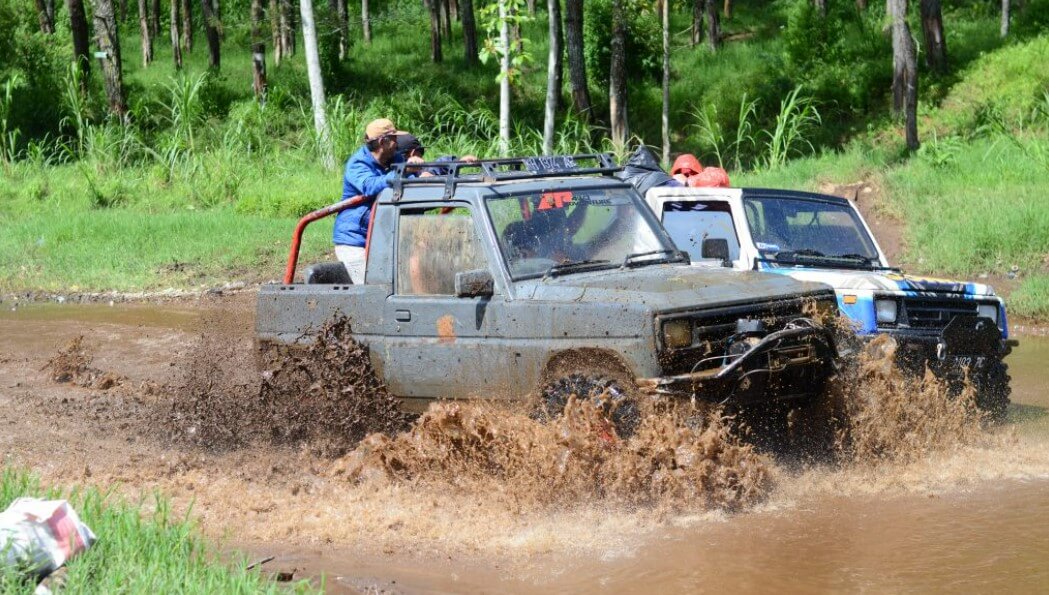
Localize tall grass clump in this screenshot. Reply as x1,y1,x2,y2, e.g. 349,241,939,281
0,467,318,594
764,86,821,169
0,75,22,164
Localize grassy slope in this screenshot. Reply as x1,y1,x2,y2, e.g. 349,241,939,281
737,32,1049,319
0,468,315,593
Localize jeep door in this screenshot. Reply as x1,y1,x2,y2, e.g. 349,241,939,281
381,202,515,400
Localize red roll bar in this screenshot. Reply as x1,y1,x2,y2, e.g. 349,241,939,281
283,195,367,284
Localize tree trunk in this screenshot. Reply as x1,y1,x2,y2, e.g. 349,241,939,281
856,0,868,10
890,0,919,150
181,0,192,51
361,0,371,43
429,0,442,62
251,0,267,102
170,0,183,68
214,0,222,41
609,0,628,148
723,0,732,18
270,0,282,63
564,0,592,119
441,0,452,39
118,0,127,22
68,0,92,86
91,0,128,118
461,0,477,63
333,0,348,58
498,0,510,156
814,0,826,17
35,0,56,33
150,0,159,39
526,0,535,17
920,0,947,73
542,0,562,154
138,0,153,65
511,19,522,54
661,0,670,166
281,0,295,56
705,0,720,51
691,0,703,46
201,0,220,67
449,0,457,22
300,0,333,169
1001,0,1009,37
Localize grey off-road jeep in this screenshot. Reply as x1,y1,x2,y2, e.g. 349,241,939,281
257,155,841,432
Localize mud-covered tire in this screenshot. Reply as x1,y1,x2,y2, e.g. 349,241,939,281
535,373,641,438
974,360,1011,420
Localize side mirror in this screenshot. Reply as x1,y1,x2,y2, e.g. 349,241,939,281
455,269,494,298
701,238,732,267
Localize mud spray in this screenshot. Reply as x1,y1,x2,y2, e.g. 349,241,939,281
35,308,1011,559
167,312,411,455
162,312,996,512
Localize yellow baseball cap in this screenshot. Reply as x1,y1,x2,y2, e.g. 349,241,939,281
364,118,409,141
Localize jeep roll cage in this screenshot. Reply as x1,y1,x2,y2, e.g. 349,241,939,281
283,153,622,284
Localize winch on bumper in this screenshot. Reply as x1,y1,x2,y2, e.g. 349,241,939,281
637,318,839,404
890,314,1017,374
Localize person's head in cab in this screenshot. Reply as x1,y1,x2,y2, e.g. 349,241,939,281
364,118,409,166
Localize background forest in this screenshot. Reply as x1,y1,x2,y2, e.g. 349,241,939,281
1,0,1047,317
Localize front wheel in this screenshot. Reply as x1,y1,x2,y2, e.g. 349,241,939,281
535,373,641,438
974,360,1011,421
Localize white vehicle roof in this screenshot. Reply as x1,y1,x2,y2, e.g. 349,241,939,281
642,186,891,269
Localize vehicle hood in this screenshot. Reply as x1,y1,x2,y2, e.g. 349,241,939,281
518,264,834,313
764,267,997,297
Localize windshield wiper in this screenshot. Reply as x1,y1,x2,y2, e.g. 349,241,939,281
834,253,875,264
773,249,824,262
542,259,613,279
622,249,684,268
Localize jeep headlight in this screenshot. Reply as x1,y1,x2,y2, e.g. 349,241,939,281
977,303,999,324
663,319,693,349
875,299,898,324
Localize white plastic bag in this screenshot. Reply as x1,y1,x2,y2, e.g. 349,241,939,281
0,498,97,578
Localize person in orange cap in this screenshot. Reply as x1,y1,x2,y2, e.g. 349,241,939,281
333,118,423,283
670,154,703,184
687,166,732,188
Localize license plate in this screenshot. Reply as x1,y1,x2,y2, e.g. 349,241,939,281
949,355,987,369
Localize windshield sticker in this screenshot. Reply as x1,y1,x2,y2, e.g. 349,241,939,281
756,242,780,251
538,191,573,211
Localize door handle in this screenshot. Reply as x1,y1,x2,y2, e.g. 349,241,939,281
395,309,411,322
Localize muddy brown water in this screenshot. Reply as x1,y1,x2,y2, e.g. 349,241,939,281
1,303,1048,593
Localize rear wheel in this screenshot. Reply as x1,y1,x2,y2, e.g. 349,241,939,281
536,373,641,438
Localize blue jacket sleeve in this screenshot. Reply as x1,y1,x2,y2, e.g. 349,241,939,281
346,160,396,197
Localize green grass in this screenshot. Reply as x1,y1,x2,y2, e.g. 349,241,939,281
0,182,334,292
1011,275,1049,321
0,467,316,593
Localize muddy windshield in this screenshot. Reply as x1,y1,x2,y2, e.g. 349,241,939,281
744,197,881,268
487,187,677,279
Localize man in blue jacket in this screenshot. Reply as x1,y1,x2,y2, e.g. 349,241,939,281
334,118,423,283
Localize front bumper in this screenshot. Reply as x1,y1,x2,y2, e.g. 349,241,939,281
883,315,1014,370
637,320,838,404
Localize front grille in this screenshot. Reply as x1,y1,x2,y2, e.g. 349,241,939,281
658,295,831,375
898,297,979,330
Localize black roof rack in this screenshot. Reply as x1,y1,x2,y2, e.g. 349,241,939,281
389,153,620,201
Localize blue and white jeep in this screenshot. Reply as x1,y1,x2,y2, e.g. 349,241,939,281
643,186,1015,415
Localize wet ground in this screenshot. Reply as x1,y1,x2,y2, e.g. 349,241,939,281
1,300,1048,593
